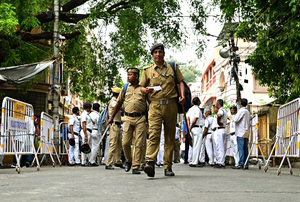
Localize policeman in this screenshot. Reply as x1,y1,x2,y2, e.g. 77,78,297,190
106,87,123,170
80,103,93,166
214,99,228,168
89,103,101,166
200,110,214,166
68,107,81,166
108,67,147,174
229,106,240,169
140,43,185,177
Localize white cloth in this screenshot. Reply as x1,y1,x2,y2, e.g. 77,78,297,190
103,135,110,164
234,107,251,138
205,116,214,133
212,114,218,130
217,107,228,127
212,131,218,164
175,127,180,140
157,124,164,165
68,114,80,134
81,110,93,130
191,126,203,165
90,129,101,164
230,114,236,134
68,133,80,164
187,106,202,126
80,130,91,165
90,111,100,130
188,145,193,164
216,128,226,165
230,134,239,166
200,133,214,165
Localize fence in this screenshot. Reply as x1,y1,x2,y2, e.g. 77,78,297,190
264,98,300,175
0,97,40,173
32,112,61,167
58,122,69,163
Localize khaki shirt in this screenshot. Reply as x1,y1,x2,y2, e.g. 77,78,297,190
117,84,146,113
109,97,121,122
140,61,184,101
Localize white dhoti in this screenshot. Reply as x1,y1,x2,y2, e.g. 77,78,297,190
216,128,226,165
191,126,203,165
199,133,214,165
230,134,239,166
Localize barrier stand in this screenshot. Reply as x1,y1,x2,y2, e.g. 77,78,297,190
244,114,266,170
264,98,300,175
58,122,69,163
32,112,61,167
0,97,40,173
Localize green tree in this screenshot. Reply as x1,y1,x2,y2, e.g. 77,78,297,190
180,65,202,83
212,0,300,104
0,0,208,102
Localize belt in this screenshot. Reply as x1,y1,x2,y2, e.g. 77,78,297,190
74,132,79,136
230,132,235,135
192,125,203,128
212,128,216,131
87,128,92,133
124,111,146,117
92,129,98,131
114,122,121,126
217,127,225,129
207,132,212,134
150,99,177,105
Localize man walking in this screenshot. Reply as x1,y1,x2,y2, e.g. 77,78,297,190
229,106,240,169
108,67,147,174
68,107,81,166
140,43,185,177
187,97,205,167
106,87,123,170
234,99,251,169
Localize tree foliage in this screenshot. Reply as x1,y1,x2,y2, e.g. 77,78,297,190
213,0,300,103
180,65,202,83
0,0,208,102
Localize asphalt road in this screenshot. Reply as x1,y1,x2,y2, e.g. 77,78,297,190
1,163,300,202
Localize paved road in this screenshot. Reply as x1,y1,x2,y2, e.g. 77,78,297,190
1,163,300,202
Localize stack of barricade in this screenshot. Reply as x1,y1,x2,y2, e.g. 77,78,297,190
0,97,40,173
264,98,300,175
33,112,61,167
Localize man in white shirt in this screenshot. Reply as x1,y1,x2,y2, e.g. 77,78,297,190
200,110,214,166
211,105,219,165
80,103,94,166
187,97,205,167
214,99,228,168
89,103,101,166
234,98,251,169
68,107,81,166
229,106,240,169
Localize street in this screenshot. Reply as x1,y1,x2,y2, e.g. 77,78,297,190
1,163,300,202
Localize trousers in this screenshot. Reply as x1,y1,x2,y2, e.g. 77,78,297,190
80,130,91,165
68,133,80,164
237,137,249,166
200,133,214,164
90,130,101,164
191,126,203,165
212,131,217,164
230,135,239,166
103,135,110,163
106,123,122,166
146,102,177,169
215,128,226,165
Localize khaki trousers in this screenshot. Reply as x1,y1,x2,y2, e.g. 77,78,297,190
106,123,122,166
122,116,147,169
146,102,177,169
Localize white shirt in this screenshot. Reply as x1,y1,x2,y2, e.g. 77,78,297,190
204,115,214,133
68,114,81,134
175,127,180,140
81,110,93,130
90,110,100,130
199,109,205,126
212,114,218,129
234,107,251,138
187,105,202,127
217,107,228,127
230,114,236,134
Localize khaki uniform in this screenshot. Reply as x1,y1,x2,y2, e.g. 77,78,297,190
117,84,147,170
106,97,122,166
140,61,184,169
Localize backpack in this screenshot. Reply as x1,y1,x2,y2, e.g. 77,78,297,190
169,61,192,114
123,83,148,121
99,102,110,135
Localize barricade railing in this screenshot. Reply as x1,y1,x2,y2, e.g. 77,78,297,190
264,98,300,175
32,112,61,167
58,122,69,163
0,97,40,173
244,114,266,170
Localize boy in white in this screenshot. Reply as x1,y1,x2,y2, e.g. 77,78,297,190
68,107,81,166
229,106,240,169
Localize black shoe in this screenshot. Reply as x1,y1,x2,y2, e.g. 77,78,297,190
138,167,144,172
75,163,81,166
215,164,225,169
69,164,75,166
184,162,188,164
125,162,132,172
81,164,88,167
144,161,155,177
213,164,220,168
90,163,99,167
244,166,249,170
115,163,125,169
231,166,241,169
26,162,30,168
132,169,141,174
164,168,175,176
105,165,114,170
189,164,197,167
198,162,206,166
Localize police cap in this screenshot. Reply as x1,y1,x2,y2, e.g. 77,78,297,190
127,67,140,74
150,43,164,55
93,103,100,110
112,87,121,94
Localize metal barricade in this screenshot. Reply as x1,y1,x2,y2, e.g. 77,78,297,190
244,114,266,170
33,112,61,167
58,122,69,163
0,97,40,173
264,98,300,175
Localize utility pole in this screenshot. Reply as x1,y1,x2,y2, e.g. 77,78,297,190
53,0,60,147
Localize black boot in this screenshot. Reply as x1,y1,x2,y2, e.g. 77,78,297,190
132,169,141,174
164,168,175,176
144,161,155,177
125,161,132,172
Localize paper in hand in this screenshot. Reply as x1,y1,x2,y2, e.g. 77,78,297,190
148,86,162,91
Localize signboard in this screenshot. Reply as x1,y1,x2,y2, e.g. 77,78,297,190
8,117,29,132
14,102,26,120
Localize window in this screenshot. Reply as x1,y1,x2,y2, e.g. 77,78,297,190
210,67,212,79
206,72,209,83
245,68,248,75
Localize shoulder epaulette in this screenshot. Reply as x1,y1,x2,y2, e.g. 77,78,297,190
143,64,152,70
